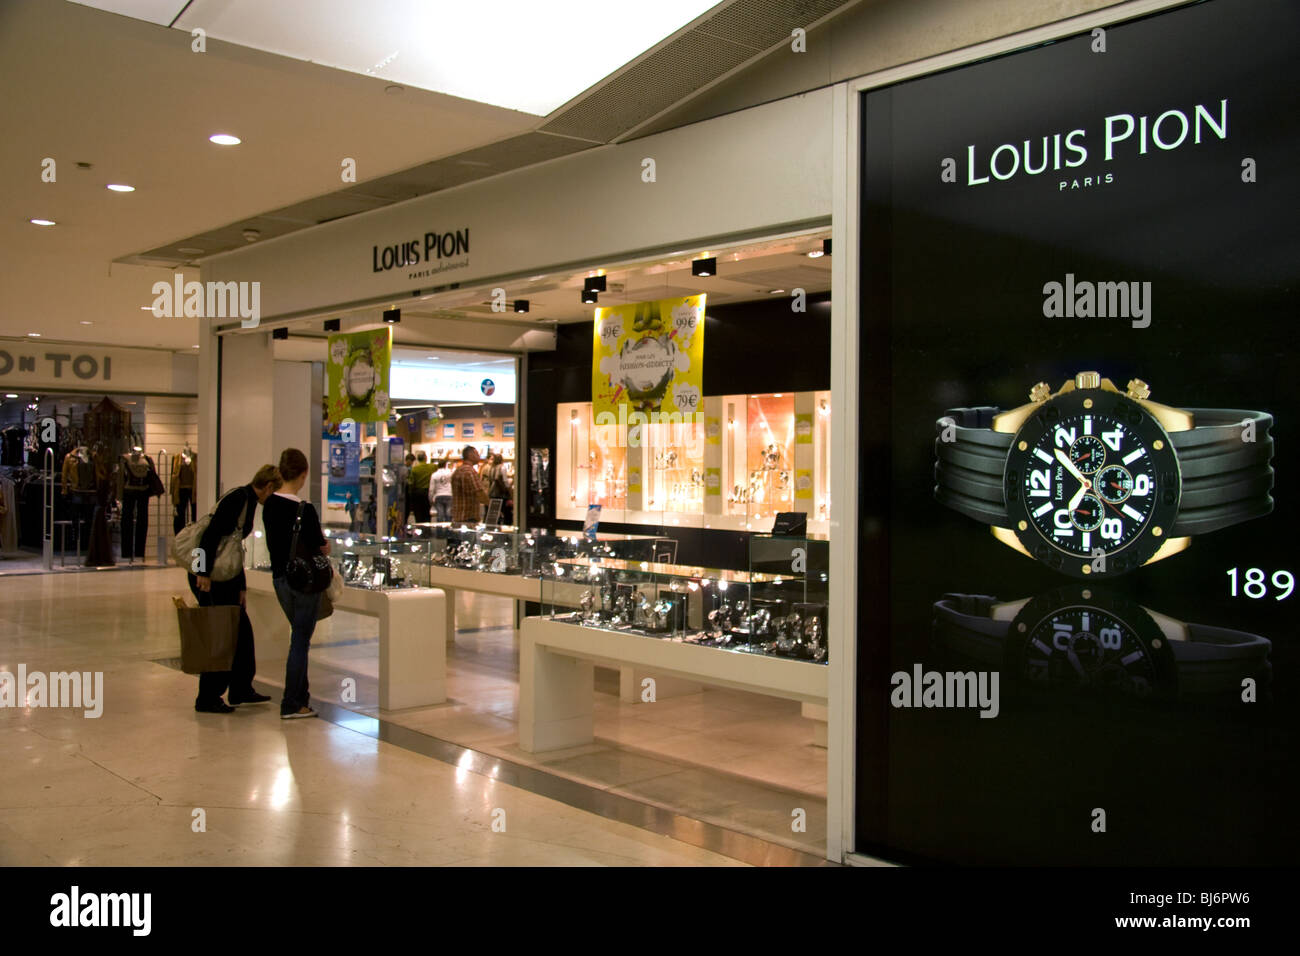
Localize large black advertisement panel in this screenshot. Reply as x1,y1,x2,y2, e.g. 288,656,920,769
856,0,1299,865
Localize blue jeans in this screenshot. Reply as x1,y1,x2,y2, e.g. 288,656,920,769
432,496,452,522
273,576,322,715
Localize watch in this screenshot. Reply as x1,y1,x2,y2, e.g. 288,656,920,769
934,372,1274,578
932,587,1271,702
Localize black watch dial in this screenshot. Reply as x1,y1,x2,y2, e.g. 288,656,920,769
1004,387,1181,578
1004,586,1177,699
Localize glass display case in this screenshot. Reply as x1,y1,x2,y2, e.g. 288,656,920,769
556,390,830,535
540,549,829,664
404,524,676,579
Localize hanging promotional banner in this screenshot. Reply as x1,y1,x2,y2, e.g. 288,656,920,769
326,327,392,424
592,295,705,417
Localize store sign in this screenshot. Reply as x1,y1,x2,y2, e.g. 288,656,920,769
592,295,705,417
370,227,470,280
326,328,393,424
0,343,185,393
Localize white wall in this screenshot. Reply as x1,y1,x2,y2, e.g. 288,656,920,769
217,333,275,495
272,360,315,487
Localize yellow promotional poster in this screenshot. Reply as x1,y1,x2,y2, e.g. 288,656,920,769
592,295,705,417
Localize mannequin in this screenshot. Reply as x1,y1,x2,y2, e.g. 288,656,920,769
118,447,158,560
171,445,197,532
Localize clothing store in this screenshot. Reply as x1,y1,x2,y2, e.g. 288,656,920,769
0,341,198,574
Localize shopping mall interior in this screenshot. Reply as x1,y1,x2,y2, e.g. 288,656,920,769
3,0,1295,885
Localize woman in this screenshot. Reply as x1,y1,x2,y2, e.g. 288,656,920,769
483,453,513,525
261,448,329,720
190,464,283,713
428,458,453,522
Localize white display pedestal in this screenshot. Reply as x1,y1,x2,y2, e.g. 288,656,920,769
519,616,828,753
244,570,447,711
425,566,541,644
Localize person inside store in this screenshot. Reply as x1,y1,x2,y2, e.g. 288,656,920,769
482,452,513,526
408,450,434,524
451,446,489,524
261,447,329,720
399,452,415,526
428,457,453,522
190,464,283,714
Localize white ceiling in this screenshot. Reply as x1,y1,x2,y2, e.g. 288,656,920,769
0,0,538,350
72,0,723,115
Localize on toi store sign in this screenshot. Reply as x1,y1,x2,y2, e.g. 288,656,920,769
0,350,113,381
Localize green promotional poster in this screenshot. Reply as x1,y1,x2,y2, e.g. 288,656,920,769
326,328,392,424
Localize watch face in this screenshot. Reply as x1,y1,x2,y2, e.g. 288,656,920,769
1004,387,1181,577
1004,586,1177,699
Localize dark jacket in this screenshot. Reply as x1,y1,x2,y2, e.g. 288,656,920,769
262,493,326,579
195,484,257,590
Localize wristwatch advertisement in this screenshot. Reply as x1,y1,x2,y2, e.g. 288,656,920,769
855,0,1298,865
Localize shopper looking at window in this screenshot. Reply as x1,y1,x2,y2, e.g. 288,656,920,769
450,446,489,524
190,464,282,714
429,458,454,522
261,448,329,720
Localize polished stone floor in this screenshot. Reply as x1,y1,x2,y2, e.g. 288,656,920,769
258,591,829,854
0,569,752,866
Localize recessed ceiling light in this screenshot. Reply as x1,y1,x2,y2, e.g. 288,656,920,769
768,288,785,294
4,394,17,399
26,332,40,337
806,250,824,258
29,218,56,226
80,321,93,325
209,133,241,146
192,345,200,349
106,184,135,192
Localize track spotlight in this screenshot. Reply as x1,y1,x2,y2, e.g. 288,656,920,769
324,318,341,332
514,299,529,313
583,275,607,293
692,257,716,277
822,238,832,256
383,308,401,324
272,327,289,340
581,289,598,304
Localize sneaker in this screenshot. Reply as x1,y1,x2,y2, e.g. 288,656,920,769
280,706,317,720
195,699,235,714
229,691,272,705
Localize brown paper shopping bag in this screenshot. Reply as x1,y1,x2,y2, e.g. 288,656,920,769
175,602,239,674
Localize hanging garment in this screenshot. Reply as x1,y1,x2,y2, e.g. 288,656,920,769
0,476,17,554
84,472,115,567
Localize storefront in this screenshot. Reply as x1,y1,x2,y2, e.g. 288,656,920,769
198,85,838,856
0,341,198,574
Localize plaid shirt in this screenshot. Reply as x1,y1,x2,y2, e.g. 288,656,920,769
450,463,488,523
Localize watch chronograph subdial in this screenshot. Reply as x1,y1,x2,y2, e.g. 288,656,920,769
1096,464,1136,504
1070,494,1104,531
1068,435,1106,475
1022,606,1156,697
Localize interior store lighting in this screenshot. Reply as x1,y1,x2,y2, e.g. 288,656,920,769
822,238,832,256
692,257,717,277
29,219,55,226
383,308,401,324
209,133,241,146
324,319,341,332
583,275,607,293
106,184,135,192
514,299,529,313
581,289,598,304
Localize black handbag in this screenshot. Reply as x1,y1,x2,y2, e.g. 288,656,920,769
284,501,333,593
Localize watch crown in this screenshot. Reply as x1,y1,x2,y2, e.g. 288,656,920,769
1126,378,1151,400
1029,382,1052,403
1074,371,1101,390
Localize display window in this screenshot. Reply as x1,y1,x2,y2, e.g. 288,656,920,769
557,389,830,533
